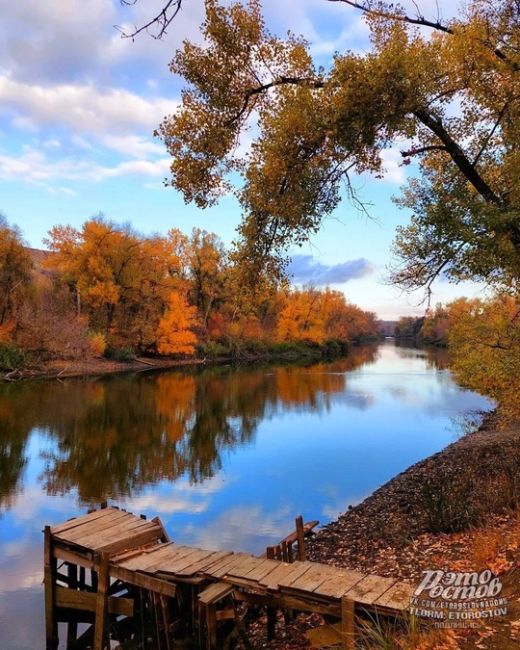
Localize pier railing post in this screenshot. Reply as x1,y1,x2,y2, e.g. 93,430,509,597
295,515,306,561
44,526,58,650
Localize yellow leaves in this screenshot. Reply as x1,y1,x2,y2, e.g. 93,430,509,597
88,332,106,357
0,321,14,343
0,218,33,328
156,291,198,356
276,287,377,344
447,293,520,421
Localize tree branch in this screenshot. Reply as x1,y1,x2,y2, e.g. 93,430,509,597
400,144,447,157
472,100,511,167
414,109,503,206
225,76,325,127
327,0,453,33
115,0,183,40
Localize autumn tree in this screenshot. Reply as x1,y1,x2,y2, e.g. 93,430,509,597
188,228,227,332
0,216,33,337
277,288,326,344
276,287,376,344
447,295,520,422
156,290,198,355
157,0,520,294
420,304,451,345
45,218,184,350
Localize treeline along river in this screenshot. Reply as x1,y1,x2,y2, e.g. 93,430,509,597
0,342,493,648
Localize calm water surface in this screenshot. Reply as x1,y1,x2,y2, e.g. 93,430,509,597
0,342,493,648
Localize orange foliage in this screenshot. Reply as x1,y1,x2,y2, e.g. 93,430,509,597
156,291,198,356
277,288,377,344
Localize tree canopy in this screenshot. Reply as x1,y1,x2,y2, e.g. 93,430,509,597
158,0,520,294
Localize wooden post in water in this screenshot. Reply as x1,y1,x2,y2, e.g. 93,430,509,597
265,546,277,640
44,526,58,649
295,515,306,561
67,562,78,645
94,552,110,650
341,596,356,650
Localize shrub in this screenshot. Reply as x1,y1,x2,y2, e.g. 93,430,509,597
420,472,478,534
196,341,230,359
106,347,136,362
323,338,349,356
0,343,26,370
88,332,107,357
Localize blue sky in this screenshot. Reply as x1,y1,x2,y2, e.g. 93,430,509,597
0,0,488,318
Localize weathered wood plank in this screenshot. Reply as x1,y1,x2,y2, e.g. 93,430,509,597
94,553,109,650
142,545,200,573
55,585,134,617
109,564,177,597
198,582,234,606
260,561,311,591
116,542,178,571
373,581,413,610
312,570,365,599
74,517,155,549
53,545,95,570
51,507,121,535
97,526,164,555
344,575,397,606
243,559,280,582
55,511,132,542
224,556,262,579
44,525,58,649
341,596,355,650
159,548,214,575
204,553,251,579
176,551,234,577
282,563,337,593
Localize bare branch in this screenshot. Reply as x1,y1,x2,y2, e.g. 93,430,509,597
225,76,325,127
400,144,447,157
472,99,511,167
115,0,183,40
327,0,453,33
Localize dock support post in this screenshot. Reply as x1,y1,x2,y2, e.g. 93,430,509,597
295,515,306,561
44,526,58,650
67,562,78,645
341,596,356,650
94,552,110,650
205,604,217,650
265,546,277,640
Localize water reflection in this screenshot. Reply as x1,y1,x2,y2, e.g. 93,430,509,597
0,343,494,649
0,346,378,511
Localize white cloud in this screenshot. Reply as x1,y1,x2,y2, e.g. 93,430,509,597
0,75,177,139
379,147,407,184
101,134,164,159
0,146,171,185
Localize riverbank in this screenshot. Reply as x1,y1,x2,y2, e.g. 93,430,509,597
241,413,520,649
0,338,367,381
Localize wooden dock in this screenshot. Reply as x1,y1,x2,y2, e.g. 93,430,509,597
44,505,413,649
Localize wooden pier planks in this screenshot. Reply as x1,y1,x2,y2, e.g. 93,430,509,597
47,507,415,650
51,506,165,555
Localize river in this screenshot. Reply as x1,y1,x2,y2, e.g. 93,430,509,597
0,342,493,648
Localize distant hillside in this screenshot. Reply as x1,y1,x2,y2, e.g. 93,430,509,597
27,247,53,279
